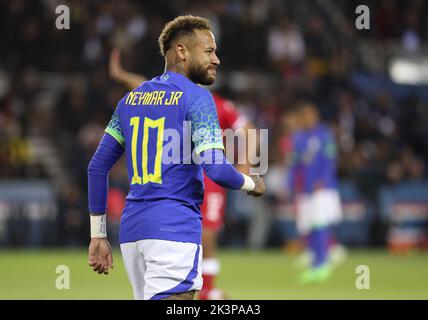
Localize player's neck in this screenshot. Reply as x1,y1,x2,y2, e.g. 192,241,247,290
165,63,189,80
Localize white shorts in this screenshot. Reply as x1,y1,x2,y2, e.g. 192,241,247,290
296,189,342,235
120,239,203,300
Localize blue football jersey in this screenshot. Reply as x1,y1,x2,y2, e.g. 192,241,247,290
105,71,224,244
289,124,338,194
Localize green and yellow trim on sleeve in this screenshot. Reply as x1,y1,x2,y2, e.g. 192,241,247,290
105,127,125,146
105,106,125,146
195,142,225,155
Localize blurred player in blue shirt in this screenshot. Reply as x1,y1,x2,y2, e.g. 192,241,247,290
86,15,265,300
287,101,343,283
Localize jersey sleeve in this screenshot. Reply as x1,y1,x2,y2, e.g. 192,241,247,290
105,103,125,146
186,90,224,155
88,133,124,214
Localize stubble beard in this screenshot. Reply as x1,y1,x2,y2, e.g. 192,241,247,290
189,61,215,85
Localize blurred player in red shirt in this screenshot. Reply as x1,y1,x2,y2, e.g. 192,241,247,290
108,49,256,299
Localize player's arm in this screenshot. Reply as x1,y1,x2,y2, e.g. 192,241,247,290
109,48,147,90
218,97,258,175
221,100,264,193
87,106,125,275
200,149,264,196
235,120,258,175
188,91,265,196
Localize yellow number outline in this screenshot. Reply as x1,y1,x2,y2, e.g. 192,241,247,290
130,116,165,185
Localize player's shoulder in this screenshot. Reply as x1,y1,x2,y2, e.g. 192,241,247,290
135,71,187,92
186,84,215,110
190,82,213,99
152,71,214,106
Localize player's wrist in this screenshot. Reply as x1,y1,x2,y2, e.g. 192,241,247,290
90,214,107,238
240,174,255,192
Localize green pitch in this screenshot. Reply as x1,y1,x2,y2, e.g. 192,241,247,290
0,249,427,299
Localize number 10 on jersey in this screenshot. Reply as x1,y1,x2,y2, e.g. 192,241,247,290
130,116,165,185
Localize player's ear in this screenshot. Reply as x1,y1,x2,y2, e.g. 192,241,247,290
175,43,187,61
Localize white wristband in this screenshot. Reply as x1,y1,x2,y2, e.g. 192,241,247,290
240,174,255,192
90,214,107,238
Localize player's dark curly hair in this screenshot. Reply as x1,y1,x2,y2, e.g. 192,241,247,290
158,15,212,56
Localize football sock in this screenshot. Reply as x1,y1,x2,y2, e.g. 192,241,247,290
308,227,330,268
201,258,220,296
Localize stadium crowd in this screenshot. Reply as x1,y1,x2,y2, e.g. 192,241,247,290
1,0,428,246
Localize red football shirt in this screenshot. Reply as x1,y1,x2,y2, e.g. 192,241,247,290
212,93,247,130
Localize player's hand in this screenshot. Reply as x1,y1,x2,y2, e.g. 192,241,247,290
109,48,124,81
247,175,266,197
88,238,114,275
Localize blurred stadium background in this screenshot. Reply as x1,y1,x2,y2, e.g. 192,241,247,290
1,0,428,299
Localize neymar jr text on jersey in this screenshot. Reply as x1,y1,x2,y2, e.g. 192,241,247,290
125,90,183,106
